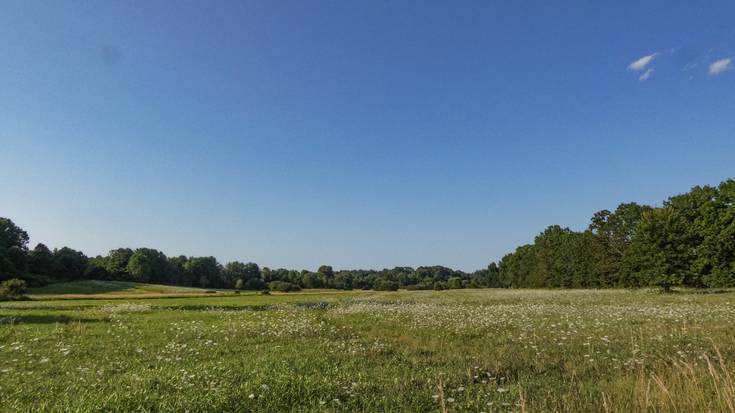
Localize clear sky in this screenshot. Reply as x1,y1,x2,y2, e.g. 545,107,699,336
1,1,734,271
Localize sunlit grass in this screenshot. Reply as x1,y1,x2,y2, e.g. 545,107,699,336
28,280,213,296
1,289,734,412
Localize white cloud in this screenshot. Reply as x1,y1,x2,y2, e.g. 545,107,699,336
709,58,733,75
639,68,654,81
628,52,658,71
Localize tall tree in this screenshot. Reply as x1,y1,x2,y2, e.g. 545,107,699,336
223,261,261,288
317,265,334,278
588,203,652,286
28,243,54,275
105,248,134,280
184,257,222,288
52,247,88,280
0,218,29,276
127,248,168,283
0,217,29,250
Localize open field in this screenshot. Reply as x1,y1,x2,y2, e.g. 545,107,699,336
1,289,735,412
26,280,229,300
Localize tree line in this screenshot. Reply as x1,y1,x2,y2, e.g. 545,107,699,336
498,178,735,289
2,178,733,291
0,219,495,291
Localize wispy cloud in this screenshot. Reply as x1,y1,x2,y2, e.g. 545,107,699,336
639,68,654,81
628,52,658,71
709,58,733,75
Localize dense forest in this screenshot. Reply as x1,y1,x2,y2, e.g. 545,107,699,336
1,178,733,291
499,178,735,289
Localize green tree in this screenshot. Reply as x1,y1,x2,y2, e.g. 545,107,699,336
167,255,190,285
701,180,735,287
184,257,222,288
0,218,29,276
447,277,463,289
84,256,111,280
52,247,88,280
105,248,134,279
127,248,168,283
301,271,322,289
268,280,301,292
223,261,261,288
28,243,54,275
318,265,334,278
588,203,652,287
374,278,398,291
485,262,501,287
0,217,29,250
623,207,692,290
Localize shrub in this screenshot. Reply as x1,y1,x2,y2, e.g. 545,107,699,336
0,278,28,301
433,281,447,291
268,281,301,292
243,278,267,290
447,277,463,289
374,279,399,291
19,273,54,287
404,283,432,290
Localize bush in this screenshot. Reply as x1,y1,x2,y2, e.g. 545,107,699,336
243,278,267,290
447,277,463,289
0,278,28,301
433,281,447,291
374,279,399,291
404,283,432,290
268,281,301,292
18,273,54,287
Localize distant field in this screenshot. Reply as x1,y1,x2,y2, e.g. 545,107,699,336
27,280,229,299
1,289,734,412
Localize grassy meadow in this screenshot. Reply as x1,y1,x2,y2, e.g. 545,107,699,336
26,280,225,299
1,287,734,412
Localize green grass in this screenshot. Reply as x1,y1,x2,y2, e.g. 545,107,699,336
28,280,216,296
1,289,734,412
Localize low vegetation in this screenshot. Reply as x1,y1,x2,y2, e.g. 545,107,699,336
28,280,213,297
1,289,734,412
0,278,27,301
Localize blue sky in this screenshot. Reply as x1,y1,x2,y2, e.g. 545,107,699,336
1,1,734,271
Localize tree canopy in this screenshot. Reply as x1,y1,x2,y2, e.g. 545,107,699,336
499,179,735,289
